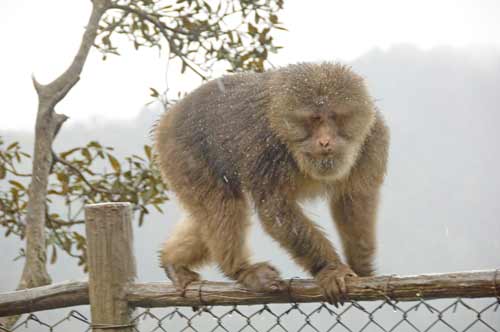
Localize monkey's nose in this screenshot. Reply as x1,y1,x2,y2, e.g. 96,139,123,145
318,138,330,148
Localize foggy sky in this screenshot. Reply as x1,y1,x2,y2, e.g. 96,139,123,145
1,0,500,130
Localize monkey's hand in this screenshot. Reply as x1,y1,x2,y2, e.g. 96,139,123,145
315,264,357,307
164,264,201,296
236,262,285,293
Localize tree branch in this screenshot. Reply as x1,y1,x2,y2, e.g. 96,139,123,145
0,154,31,177
52,153,113,195
36,0,112,109
109,4,188,35
109,4,208,80
49,219,85,227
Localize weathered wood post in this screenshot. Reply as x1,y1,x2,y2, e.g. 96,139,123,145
85,203,136,332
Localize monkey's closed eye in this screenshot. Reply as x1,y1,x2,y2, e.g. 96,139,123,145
328,113,337,120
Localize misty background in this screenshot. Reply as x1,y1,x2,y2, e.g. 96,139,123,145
1,44,500,331
1,0,500,328
2,44,499,289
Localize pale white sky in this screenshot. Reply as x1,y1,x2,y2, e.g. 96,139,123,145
0,0,499,131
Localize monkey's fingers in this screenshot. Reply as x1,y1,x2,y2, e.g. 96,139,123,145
171,276,197,296
347,270,358,278
174,281,190,297
268,279,286,292
338,268,358,305
336,277,347,305
324,282,340,308
192,305,207,312
238,262,285,293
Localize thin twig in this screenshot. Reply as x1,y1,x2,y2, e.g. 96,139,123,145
109,4,208,80
0,154,31,177
52,153,112,195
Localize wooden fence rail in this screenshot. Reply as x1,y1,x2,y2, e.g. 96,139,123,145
1,270,499,317
0,203,499,330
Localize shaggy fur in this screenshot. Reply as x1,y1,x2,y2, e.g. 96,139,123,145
153,62,389,305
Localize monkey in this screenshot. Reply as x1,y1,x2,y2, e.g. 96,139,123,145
153,62,389,306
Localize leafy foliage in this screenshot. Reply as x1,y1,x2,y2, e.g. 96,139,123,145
0,137,167,271
97,0,285,77
0,138,31,241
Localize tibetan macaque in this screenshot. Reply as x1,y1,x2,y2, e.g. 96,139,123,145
153,62,389,305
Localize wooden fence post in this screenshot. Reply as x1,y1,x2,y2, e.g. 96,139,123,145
85,202,136,332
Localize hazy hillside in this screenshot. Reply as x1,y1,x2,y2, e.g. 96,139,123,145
352,44,500,274
1,44,499,329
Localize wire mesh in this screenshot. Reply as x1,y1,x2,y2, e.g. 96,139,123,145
2,297,499,332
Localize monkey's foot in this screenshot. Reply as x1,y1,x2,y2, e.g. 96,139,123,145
236,262,285,292
315,264,357,307
164,264,200,296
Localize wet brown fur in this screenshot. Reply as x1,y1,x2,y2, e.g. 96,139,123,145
153,62,389,304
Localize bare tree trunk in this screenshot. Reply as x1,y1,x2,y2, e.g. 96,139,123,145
0,0,111,328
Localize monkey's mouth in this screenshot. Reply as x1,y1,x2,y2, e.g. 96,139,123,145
304,151,335,161
303,152,336,170
295,151,346,180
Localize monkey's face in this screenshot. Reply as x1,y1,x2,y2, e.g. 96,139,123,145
267,63,376,181
284,102,374,181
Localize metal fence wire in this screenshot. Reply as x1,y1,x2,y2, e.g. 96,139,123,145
5,297,499,332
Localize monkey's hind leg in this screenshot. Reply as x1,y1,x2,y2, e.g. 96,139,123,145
201,197,285,292
160,217,209,293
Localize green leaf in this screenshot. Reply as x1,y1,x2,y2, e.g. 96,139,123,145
56,172,69,183
149,87,159,98
144,145,152,160
159,5,173,11
81,148,91,161
247,23,257,35
153,204,164,213
274,25,288,31
8,180,25,190
107,154,121,173
7,142,19,150
131,154,145,161
112,179,122,193
102,35,111,46
60,147,80,159
88,141,102,149
50,245,57,264
139,211,145,226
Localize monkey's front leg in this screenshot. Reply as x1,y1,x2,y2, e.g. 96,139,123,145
330,190,380,277
257,198,356,306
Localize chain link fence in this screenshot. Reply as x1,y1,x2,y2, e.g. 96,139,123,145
2,207,498,332
5,297,499,332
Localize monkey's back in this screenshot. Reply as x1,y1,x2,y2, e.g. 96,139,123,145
154,72,294,204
